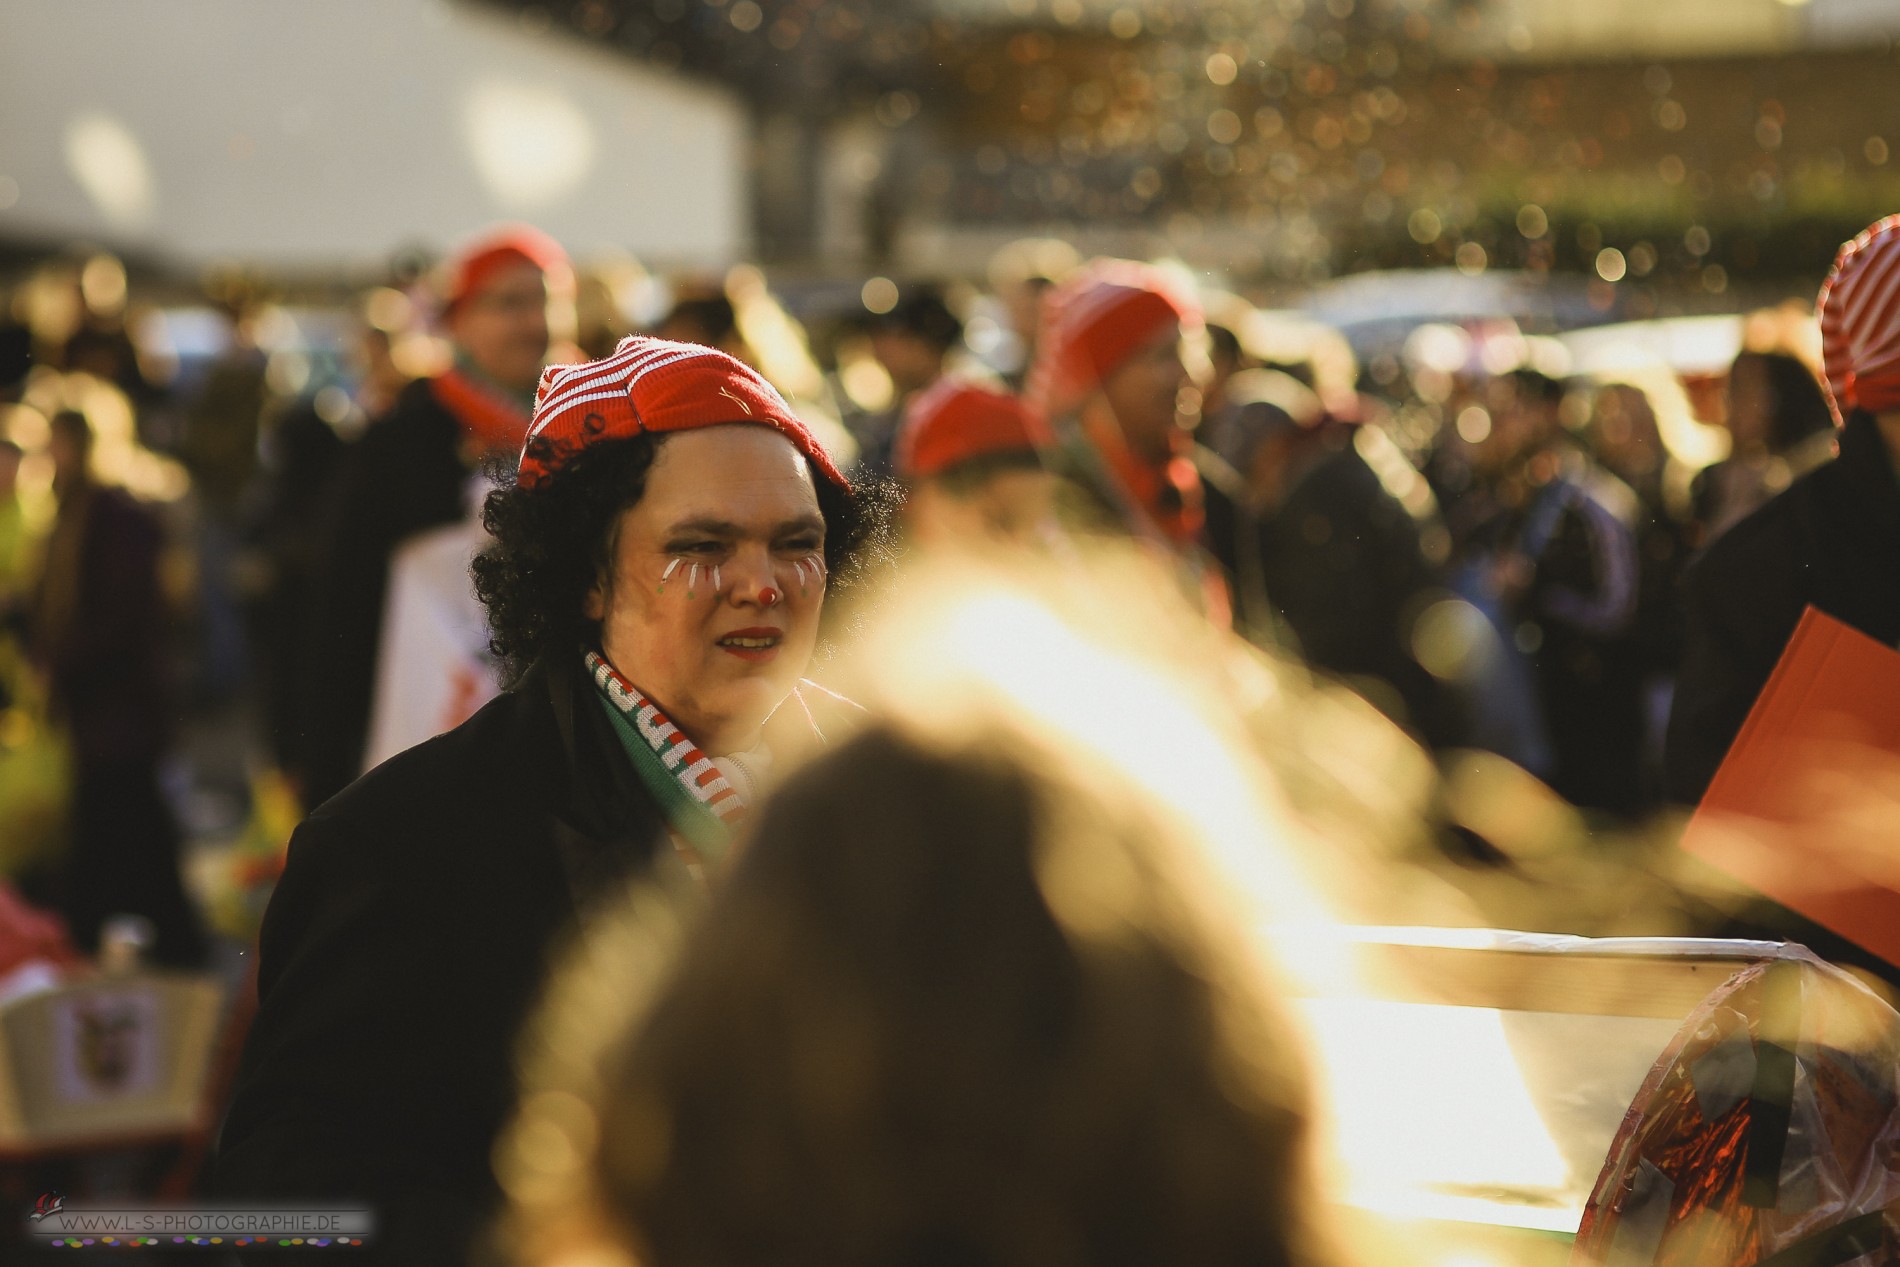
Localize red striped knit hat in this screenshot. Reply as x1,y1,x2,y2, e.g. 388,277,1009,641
893,379,1046,480
1024,259,1202,424
1818,214,1900,424
517,335,849,489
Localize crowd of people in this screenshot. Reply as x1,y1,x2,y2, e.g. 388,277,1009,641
1,209,1898,1261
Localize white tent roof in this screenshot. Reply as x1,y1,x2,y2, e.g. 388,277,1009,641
0,0,749,271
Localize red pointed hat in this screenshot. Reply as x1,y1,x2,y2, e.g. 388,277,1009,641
516,335,849,489
445,223,571,310
1024,259,1202,424
1818,213,1900,424
894,379,1047,481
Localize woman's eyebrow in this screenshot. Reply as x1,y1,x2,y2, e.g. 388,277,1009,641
663,513,825,536
664,517,744,537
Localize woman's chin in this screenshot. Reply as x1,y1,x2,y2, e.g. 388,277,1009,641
709,675,799,731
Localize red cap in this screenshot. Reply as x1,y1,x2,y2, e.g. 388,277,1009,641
517,335,849,490
1024,259,1202,424
1818,214,1900,424
893,379,1046,481
445,223,571,311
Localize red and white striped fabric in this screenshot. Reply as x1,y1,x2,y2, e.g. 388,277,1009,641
517,334,849,489
587,650,748,828
1817,214,1900,424
1023,259,1202,424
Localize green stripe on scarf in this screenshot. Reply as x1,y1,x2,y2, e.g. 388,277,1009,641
587,669,733,868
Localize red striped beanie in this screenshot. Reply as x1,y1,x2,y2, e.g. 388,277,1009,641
893,379,1046,481
1818,214,1900,424
516,335,849,489
1024,260,1202,424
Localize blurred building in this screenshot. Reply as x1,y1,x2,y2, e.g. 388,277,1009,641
491,0,1900,300
3,0,1895,294
0,0,748,276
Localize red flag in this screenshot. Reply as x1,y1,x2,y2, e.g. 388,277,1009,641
1681,606,1900,966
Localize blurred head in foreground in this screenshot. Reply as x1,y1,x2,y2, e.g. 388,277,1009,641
503,714,1327,1267
893,379,1058,547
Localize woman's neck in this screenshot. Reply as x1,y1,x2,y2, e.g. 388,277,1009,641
699,725,764,759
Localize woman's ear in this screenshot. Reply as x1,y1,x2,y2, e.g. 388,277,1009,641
585,518,620,623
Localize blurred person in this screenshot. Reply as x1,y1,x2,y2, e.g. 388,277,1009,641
1584,382,1694,802
0,439,26,599
1200,320,1246,420
1669,216,1900,805
58,255,153,407
849,285,964,477
501,720,1332,1267
180,297,271,701
0,288,32,398
1465,368,1643,813
892,378,1059,547
988,237,1082,390
1691,349,1838,544
1214,371,1457,747
574,267,632,360
655,292,745,357
1200,368,1325,507
214,336,893,1265
29,410,204,966
292,224,570,808
248,309,408,773
180,297,268,517
1028,259,1270,641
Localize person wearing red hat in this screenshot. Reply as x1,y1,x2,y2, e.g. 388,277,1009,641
1668,216,1900,806
892,377,1058,545
1026,259,1269,639
214,335,892,1265
291,225,573,809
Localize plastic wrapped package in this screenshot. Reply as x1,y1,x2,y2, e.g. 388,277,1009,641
1572,946,1900,1266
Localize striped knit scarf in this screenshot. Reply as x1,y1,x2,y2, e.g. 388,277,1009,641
585,650,746,874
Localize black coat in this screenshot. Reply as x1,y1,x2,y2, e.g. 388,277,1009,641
292,378,476,807
1258,436,1454,747
1666,412,1900,805
214,655,666,1264
1051,441,1274,646
36,484,172,762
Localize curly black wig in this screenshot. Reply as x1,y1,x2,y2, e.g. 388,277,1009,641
473,433,899,687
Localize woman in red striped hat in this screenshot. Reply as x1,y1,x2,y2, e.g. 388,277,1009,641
214,335,893,1265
